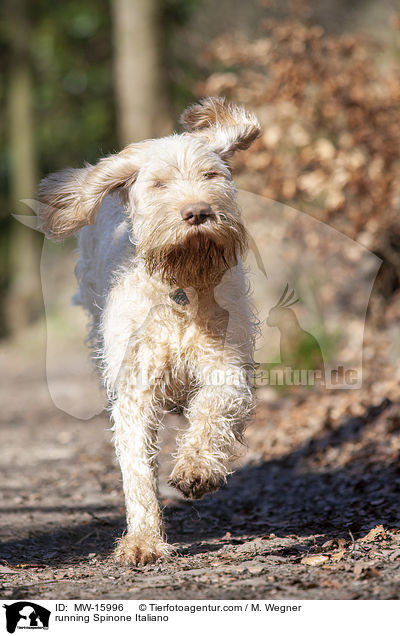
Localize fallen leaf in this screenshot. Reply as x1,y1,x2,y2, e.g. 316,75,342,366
322,539,336,549
321,577,342,589
359,525,386,543
330,550,346,562
301,554,330,566
322,538,348,550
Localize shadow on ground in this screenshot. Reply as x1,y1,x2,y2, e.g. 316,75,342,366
2,398,398,571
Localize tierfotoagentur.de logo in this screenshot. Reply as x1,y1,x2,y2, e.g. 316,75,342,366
3,602,51,634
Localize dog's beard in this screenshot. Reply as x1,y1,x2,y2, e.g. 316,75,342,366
142,221,247,288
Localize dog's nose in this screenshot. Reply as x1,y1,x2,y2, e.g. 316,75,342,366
180,201,212,225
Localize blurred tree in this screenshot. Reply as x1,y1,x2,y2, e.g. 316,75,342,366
4,0,42,332
0,0,199,337
111,0,173,144
0,0,116,336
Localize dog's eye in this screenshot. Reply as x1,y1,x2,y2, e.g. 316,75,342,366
152,180,167,189
203,171,223,180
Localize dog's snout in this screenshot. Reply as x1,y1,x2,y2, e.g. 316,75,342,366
180,201,212,225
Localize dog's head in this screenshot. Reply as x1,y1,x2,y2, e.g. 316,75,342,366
38,97,260,287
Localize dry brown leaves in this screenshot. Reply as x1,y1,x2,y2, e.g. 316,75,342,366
198,17,400,259
359,524,387,543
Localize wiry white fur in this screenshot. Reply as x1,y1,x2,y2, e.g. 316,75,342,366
38,98,260,565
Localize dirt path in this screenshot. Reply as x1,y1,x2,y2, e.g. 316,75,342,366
1,332,400,600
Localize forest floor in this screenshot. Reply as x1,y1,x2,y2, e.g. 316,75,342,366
0,310,400,601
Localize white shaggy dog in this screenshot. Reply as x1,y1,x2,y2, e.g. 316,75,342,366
38,97,260,565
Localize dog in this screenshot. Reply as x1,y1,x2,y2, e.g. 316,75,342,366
38,97,260,565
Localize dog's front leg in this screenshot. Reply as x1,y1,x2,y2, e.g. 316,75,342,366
112,389,171,565
170,372,254,499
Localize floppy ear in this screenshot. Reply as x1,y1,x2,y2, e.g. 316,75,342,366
38,143,143,239
180,97,260,159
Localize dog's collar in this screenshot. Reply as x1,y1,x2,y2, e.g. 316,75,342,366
169,288,190,306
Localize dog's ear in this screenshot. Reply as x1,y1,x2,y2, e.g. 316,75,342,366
180,97,260,159
38,144,144,239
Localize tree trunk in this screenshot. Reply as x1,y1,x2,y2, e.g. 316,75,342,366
5,0,42,333
111,0,173,145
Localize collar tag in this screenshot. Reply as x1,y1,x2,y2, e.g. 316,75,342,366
169,288,190,306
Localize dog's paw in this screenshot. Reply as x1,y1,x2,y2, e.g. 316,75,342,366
169,459,226,499
169,474,222,499
114,535,172,566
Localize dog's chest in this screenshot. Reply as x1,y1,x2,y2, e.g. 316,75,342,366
132,289,228,398
163,301,228,404
139,294,228,359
